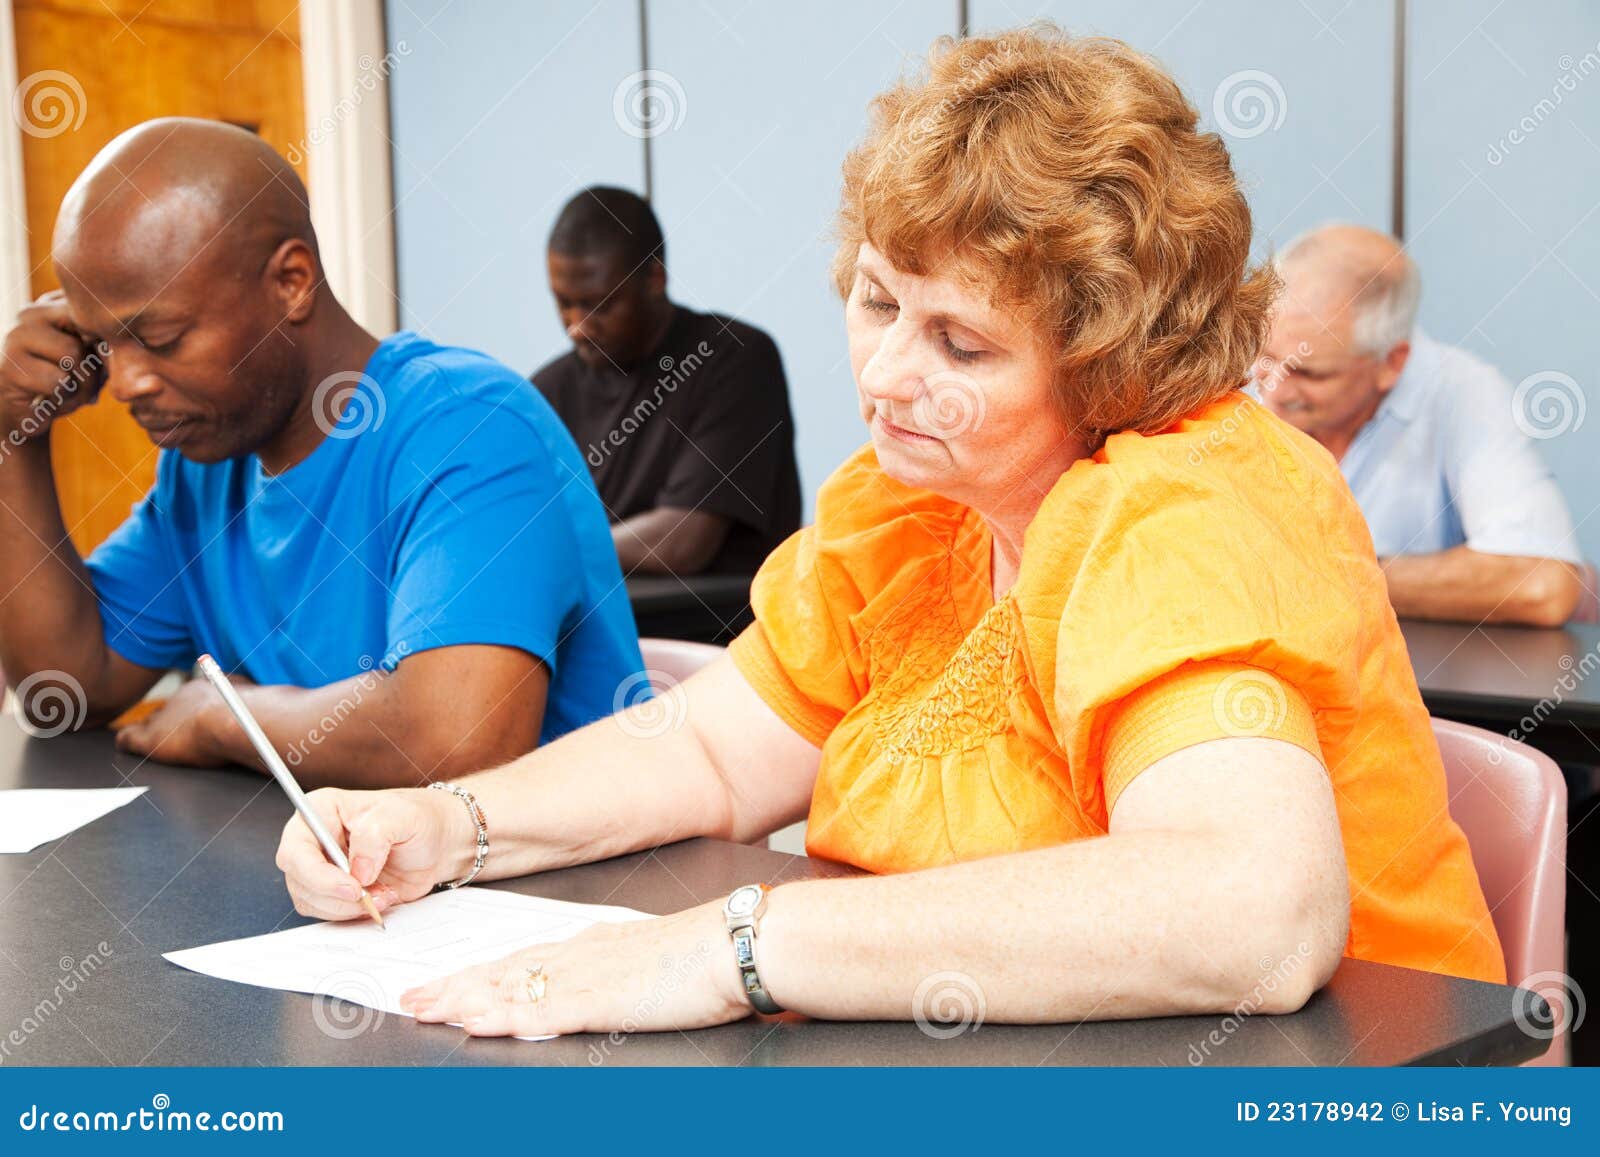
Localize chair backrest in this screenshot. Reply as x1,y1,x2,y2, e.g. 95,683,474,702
639,638,725,692
1432,718,1568,1063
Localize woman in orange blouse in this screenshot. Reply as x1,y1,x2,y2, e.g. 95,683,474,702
275,27,1503,1038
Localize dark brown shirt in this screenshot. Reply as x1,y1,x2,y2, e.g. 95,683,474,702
532,306,802,574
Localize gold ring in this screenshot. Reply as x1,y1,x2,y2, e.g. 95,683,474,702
517,964,548,1004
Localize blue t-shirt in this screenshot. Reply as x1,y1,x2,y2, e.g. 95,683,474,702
85,331,644,744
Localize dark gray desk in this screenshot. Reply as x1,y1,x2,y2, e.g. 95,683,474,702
1401,619,1600,761
626,573,752,644
0,720,1546,1066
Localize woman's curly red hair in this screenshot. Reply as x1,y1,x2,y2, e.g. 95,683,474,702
834,24,1279,443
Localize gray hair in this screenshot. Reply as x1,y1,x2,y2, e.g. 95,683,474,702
1277,224,1422,356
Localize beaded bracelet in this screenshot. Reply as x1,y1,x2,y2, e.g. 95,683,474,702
428,781,488,890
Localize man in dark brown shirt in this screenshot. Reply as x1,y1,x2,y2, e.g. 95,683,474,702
532,187,801,576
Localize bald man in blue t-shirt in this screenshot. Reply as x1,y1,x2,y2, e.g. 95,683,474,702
0,119,642,787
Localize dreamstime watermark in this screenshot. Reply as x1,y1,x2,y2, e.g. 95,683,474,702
9,669,88,739
1487,44,1600,165
1212,70,1287,140
1186,940,1314,1064
0,942,113,1064
17,1094,283,1133
1511,370,1585,440
2,342,109,466
310,370,386,439
284,43,411,166
912,970,986,1039
585,941,715,1064
890,42,1023,163
613,69,687,139
1187,341,1313,466
912,370,987,439
283,642,411,767
612,670,688,740
1490,643,1600,762
1212,669,1289,738
311,968,386,1040
1513,970,1586,1042
12,70,86,138
584,341,714,468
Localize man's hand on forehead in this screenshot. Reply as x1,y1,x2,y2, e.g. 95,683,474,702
0,290,109,440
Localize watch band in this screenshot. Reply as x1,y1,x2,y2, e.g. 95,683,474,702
429,781,488,890
724,883,783,1014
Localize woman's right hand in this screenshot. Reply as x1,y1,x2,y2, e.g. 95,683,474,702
275,787,470,921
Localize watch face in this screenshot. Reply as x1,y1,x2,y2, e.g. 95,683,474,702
727,886,760,916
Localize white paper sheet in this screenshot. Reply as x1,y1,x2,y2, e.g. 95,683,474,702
0,787,149,852
163,887,650,1038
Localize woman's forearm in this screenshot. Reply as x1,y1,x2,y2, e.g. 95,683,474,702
756,829,1346,1025
438,656,821,882
444,705,733,881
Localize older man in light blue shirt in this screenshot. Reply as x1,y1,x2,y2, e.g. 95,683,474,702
1256,224,1582,627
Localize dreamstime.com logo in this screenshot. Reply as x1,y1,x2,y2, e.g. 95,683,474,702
0,942,114,1065
1187,941,1314,1064
1489,645,1600,763
9,669,88,738
284,43,411,166
16,1094,284,1133
11,70,86,138
911,370,987,439
311,969,386,1039
283,643,411,768
311,370,386,439
612,670,688,740
1511,370,1585,439
1514,970,1586,1042
585,341,714,468
586,942,715,1064
1211,669,1289,738
1212,69,1287,139
613,69,687,138
912,970,987,1039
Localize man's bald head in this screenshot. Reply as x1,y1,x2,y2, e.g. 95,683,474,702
53,117,317,294
1256,223,1420,448
45,118,344,467
1275,223,1420,356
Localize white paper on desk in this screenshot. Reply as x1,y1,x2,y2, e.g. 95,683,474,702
0,787,149,852
162,887,650,1040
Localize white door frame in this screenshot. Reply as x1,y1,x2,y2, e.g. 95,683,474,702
0,0,399,334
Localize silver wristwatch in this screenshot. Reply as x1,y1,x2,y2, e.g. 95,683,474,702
723,883,783,1014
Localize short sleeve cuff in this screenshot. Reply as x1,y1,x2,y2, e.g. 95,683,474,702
1463,533,1583,566
386,618,559,675
1101,661,1323,812
728,621,842,748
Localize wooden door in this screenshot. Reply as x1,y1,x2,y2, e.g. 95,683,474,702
12,0,307,554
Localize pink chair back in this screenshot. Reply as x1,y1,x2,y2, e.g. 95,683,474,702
1432,718,1569,1064
639,638,725,692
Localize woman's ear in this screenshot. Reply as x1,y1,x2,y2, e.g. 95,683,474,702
265,238,319,324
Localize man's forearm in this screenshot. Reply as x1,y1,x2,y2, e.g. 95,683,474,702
612,507,731,574
1381,547,1582,626
0,433,125,718
756,830,1345,1025
210,668,542,789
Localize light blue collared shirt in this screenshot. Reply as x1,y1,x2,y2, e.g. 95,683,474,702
1303,330,1580,563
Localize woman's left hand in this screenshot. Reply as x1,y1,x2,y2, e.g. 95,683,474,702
399,900,754,1037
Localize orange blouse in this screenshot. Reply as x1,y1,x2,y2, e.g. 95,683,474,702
729,392,1505,984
